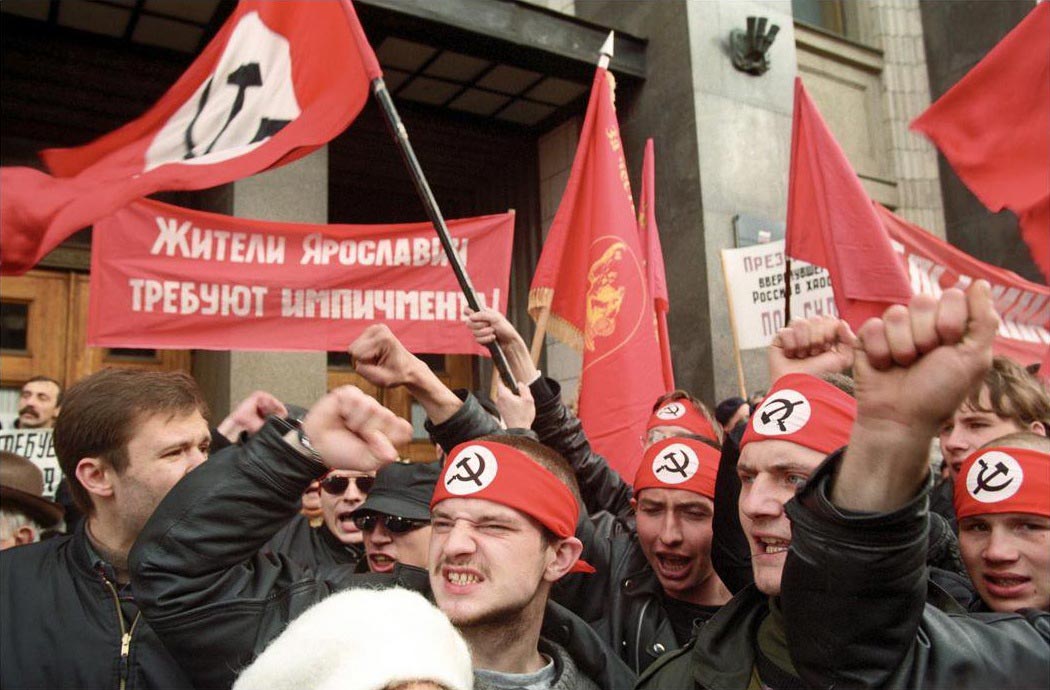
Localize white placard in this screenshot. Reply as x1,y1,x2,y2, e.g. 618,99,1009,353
721,240,838,350
0,429,62,500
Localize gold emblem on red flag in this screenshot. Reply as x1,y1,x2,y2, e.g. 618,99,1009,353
585,240,629,351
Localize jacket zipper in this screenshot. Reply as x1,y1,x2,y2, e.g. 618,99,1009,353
103,578,140,690
634,597,653,673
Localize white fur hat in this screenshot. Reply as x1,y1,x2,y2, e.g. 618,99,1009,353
233,588,473,690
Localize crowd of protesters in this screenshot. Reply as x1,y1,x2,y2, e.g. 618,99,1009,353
1,281,1048,690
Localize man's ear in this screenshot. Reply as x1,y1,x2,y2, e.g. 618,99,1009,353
1028,420,1047,437
75,457,115,501
543,536,585,583
14,525,37,546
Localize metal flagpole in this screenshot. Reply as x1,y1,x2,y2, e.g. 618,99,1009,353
370,77,519,391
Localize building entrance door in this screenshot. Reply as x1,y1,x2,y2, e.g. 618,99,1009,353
0,269,191,423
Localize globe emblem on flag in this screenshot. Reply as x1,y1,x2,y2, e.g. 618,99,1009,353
443,445,499,496
651,443,700,485
144,12,303,172
966,451,1024,503
752,389,812,436
582,236,647,362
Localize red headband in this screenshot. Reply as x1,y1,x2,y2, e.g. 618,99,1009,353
431,441,595,574
647,399,719,442
740,373,856,455
634,437,720,499
954,447,1050,520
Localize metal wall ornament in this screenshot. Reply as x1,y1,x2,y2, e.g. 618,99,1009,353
730,16,780,76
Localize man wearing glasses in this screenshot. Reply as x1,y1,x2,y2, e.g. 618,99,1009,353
265,470,375,570
350,460,438,573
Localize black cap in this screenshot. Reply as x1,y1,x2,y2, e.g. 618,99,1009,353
715,397,747,426
351,459,441,522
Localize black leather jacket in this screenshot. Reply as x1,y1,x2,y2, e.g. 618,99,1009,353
636,450,1050,690
130,419,635,690
263,513,364,571
1,522,194,690
525,377,722,674
782,450,1050,689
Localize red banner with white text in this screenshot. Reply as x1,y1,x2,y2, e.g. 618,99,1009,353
88,200,513,354
877,203,1049,365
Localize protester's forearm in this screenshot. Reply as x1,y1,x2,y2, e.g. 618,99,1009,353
831,418,933,512
404,360,463,425
502,334,540,384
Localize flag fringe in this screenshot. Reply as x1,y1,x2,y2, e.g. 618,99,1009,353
528,287,584,352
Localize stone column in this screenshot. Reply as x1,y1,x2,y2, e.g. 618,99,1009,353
193,148,329,418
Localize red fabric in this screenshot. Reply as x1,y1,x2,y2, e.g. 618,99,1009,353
633,437,720,500
87,199,513,354
646,400,719,444
785,78,913,331
955,447,1050,520
528,68,665,482
432,441,595,574
639,139,675,392
875,203,1050,366
740,373,856,455
1,0,380,275
911,3,1050,280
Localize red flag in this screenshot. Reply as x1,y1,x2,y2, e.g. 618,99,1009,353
911,3,1050,281
1,0,381,275
529,67,664,481
638,139,675,392
785,77,912,330
875,203,1049,366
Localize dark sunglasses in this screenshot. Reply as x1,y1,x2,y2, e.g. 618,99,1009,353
320,474,375,496
351,513,430,534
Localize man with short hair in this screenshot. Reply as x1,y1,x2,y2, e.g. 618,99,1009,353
265,468,374,569
953,432,1050,613
129,384,633,689
15,376,62,429
1,368,208,689
0,450,63,549
929,355,1049,530
640,283,1049,688
466,308,731,672
939,355,1049,477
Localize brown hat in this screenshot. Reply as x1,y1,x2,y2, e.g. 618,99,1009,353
0,451,63,528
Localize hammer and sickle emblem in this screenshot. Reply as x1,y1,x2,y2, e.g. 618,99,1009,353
656,451,691,479
662,403,682,417
973,458,1013,495
761,398,802,432
446,453,487,487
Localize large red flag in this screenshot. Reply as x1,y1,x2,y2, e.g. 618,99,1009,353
785,77,912,330
911,3,1050,281
529,67,664,481
638,139,675,392
1,0,381,275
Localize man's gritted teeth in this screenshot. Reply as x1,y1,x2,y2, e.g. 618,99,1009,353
440,565,485,589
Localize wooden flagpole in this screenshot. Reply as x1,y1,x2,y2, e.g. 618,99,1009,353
720,249,749,399
371,78,518,391
529,306,551,366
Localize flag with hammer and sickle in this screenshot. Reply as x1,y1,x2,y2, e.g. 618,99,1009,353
1,0,381,275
